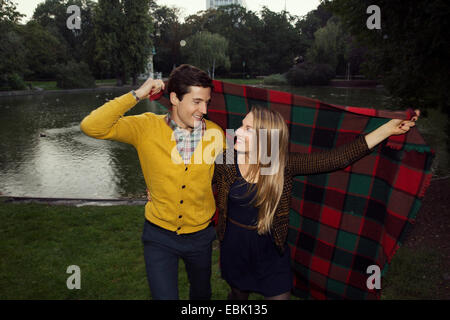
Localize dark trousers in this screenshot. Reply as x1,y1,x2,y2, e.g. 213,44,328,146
141,219,216,300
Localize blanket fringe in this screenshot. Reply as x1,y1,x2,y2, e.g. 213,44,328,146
418,173,433,198
385,140,432,154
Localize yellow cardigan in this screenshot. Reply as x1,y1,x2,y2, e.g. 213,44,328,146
80,92,225,234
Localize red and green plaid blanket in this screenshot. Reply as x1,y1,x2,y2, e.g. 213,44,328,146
156,80,435,300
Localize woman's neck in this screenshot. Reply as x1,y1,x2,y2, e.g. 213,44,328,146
237,152,258,183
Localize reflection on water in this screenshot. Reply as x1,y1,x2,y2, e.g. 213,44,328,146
0,86,447,199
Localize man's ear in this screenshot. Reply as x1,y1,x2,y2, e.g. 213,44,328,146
170,92,180,107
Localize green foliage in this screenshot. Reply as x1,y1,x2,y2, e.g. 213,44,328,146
328,0,450,112
181,31,230,78
93,0,124,81
258,7,302,75
286,62,335,86
151,6,186,75
0,0,25,23
19,20,68,79
122,0,153,84
0,73,27,91
0,21,27,77
183,5,301,76
93,0,153,85
263,74,288,86
32,0,97,75
295,1,333,56
306,17,346,71
54,60,95,89
6,73,27,90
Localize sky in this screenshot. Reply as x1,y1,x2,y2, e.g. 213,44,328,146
16,0,321,23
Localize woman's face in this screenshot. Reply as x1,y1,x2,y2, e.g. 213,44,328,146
235,112,256,154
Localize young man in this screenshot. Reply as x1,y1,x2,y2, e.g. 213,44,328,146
80,64,225,300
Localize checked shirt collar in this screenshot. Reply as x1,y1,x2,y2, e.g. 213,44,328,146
165,112,205,164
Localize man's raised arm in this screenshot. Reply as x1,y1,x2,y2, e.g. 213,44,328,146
80,79,164,146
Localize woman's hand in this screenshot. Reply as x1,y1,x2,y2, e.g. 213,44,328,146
384,109,420,136
135,78,165,100
146,189,152,202
364,109,420,149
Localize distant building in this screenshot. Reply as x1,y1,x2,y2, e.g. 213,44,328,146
206,0,246,10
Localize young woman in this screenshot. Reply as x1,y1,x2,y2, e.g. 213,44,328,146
213,106,419,300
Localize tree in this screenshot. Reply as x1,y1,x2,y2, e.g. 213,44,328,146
181,31,230,79
328,0,450,112
306,17,346,72
93,0,126,84
0,0,27,89
0,0,25,23
19,20,68,79
123,0,153,85
151,5,185,74
295,1,333,57
94,0,154,85
258,7,302,74
32,0,98,76
198,5,265,76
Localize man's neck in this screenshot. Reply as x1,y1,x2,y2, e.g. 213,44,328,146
170,110,192,132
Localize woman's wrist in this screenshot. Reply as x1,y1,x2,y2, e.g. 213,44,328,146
365,123,391,149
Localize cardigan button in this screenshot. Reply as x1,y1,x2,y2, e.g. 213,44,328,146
182,185,185,189
180,200,183,204
177,227,181,230
185,167,188,171
179,215,182,219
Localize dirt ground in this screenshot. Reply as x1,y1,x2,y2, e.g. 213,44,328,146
402,176,450,299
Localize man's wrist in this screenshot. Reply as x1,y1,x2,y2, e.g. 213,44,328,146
131,90,140,102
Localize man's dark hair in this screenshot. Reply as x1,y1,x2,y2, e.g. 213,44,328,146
167,64,214,101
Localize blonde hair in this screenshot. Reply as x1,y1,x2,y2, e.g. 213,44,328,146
241,106,289,235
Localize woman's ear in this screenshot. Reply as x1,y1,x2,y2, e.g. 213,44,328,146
170,92,180,107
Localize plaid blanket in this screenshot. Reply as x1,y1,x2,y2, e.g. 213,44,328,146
156,80,435,300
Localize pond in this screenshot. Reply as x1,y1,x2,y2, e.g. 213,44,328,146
0,85,447,199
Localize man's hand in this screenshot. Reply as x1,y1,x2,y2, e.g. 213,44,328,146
135,78,165,100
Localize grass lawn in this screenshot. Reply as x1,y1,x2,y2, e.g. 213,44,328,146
216,78,264,85
25,81,60,91
0,200,442,300
23,79,123,91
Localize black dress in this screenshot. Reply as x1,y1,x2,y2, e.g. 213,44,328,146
219,163,293,297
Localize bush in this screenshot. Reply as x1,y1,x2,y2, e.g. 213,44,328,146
0,73,27,91
55,61,95,89
286,62,335,86
262,74,288,85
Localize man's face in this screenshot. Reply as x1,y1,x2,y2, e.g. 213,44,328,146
170,86,211,130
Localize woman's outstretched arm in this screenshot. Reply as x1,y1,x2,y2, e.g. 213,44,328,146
288,110,420,176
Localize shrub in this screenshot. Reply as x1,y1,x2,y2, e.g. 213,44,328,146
0,73,27,91
55,61,95,89
263,74,288,85
286,62,335,86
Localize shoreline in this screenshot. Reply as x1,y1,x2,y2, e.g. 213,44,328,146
1,196,146,207
0,80,383,98
0,85,138,97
